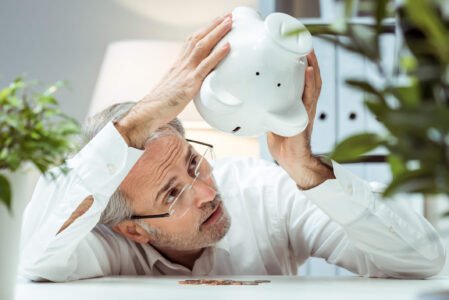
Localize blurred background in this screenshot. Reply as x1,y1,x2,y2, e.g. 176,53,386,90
1,0,447,276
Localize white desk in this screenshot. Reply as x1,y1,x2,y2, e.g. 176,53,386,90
15,276,449,300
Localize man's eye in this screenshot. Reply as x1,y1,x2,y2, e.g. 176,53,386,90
165,188,178,205
188,156,198,177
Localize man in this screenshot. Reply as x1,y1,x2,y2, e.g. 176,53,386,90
19,13,445,282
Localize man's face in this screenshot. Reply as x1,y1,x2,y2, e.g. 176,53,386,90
120,130,231,251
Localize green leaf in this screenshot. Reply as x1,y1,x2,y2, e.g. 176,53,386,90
305,25,341,36
285,24,344,38
330,133,385,163
43,80,67,96
346,79,385,101
390,80,421,108
375,0,388,35
383,169,438,197
344,0,356,18
374,0,388,59
0,87,11,102
0,148,8,159
0,174,12,212
387,154,406,177
0,76,80,177
400,55,418,72
365,98,389,120
404,0,449,63
382,105,449,132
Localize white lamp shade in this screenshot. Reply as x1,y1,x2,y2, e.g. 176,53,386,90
89,40,183,116
89,39,260,158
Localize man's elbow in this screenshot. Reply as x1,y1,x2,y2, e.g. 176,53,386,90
422,245,447,278
18,258,77,283
396,240,447,279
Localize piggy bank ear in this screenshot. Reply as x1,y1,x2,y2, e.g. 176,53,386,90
264,12,312,56
198,71,242,113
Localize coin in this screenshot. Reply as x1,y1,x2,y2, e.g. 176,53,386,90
178,279,270,285
200,279,215,284
242,281,258,285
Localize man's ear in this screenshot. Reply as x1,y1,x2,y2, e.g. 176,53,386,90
112,220,151,244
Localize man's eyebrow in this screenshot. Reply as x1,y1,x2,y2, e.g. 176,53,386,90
185,145,193,167
156,144,192,203
156,176,177,203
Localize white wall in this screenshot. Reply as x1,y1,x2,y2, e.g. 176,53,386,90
0,0,199,123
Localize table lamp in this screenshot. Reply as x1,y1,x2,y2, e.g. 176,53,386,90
89,39,260,158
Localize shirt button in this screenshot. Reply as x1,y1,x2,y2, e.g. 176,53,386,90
107,163,117,174
347,185,353,195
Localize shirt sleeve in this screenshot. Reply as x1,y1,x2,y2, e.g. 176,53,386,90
284,160,446,279
18,122,144,282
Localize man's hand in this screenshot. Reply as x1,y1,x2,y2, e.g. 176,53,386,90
115,13,233,149
267,50,335,190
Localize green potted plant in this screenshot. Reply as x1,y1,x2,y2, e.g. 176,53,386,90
0,77,80,300
290,0,449,198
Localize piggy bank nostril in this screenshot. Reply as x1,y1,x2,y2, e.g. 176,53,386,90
232,126,241,133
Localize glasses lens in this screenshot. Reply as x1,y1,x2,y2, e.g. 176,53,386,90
168,182,216,219
168,183,191,219
195,147,214,180
168,144,215,219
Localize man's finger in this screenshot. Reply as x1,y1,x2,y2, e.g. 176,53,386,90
193,13,231,42
195,42,231,81
302,66,315,109
307,50,322,91
190,16,232,64
182,13,231,57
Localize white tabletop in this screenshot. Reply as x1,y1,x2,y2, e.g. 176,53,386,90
15,275,449,300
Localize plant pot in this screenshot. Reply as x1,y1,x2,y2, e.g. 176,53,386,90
0,166,39,300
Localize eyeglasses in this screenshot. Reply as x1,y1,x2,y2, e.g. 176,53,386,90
130,139,216,220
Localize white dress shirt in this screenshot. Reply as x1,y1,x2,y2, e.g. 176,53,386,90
18,122,446,282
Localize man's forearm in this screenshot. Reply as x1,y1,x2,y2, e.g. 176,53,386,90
284,155,335,190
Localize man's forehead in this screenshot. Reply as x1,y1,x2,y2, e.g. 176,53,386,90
148,133,184,149
144,133,190,162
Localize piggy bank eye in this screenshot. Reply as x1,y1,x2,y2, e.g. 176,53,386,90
256,72,260,76
277,83,281,87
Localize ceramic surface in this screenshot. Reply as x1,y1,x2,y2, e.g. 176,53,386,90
194,6,313,137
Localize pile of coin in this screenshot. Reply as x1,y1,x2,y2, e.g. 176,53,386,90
178,279,270,285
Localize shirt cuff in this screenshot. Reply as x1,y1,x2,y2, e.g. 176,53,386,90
302,159,374,225
67,122,144,200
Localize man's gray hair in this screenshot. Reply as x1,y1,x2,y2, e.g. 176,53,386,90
82,101,185,226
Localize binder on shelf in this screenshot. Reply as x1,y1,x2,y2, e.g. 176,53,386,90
311,36,337,155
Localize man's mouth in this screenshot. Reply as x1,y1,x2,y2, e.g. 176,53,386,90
202,203,223,226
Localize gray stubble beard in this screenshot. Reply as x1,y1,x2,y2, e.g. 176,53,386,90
140,193,232,251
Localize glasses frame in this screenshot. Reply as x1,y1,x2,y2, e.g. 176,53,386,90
130,138,215,220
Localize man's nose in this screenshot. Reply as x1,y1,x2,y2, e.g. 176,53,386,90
192,179,216,207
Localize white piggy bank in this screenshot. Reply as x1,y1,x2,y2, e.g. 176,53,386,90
194,6,313,137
